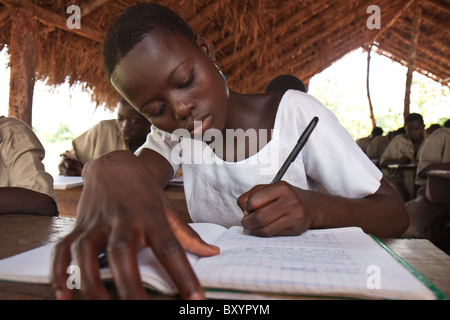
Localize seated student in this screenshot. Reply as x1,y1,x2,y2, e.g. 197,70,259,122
51,3,408,300
403,120,450,238
0,116,58,216
380,113,427,201
356,126,383,154
426,123,441,135
58,98,151,176
265,74,307,93
367,127,405,162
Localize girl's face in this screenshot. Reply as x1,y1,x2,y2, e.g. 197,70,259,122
110,30,229,136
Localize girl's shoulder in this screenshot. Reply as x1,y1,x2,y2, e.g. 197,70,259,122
274,90,331,129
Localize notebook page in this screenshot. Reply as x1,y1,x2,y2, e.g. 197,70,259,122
0,243,53,283
138,223,228,294
194,226,436,300
0,223,228,295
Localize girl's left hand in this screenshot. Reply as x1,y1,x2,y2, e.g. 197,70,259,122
237,181,314,237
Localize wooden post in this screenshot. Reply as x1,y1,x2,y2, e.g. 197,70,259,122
403,0,421,121
366,44,377,129
8,7,37,126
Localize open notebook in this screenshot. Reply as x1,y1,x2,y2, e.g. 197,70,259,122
0,224,445,300
52,175,83,190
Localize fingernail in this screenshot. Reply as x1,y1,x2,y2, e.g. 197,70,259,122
188,291,205,300
55,290,69,300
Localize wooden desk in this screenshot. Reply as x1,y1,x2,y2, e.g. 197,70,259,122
426,170,450,203
0,214,449,299
54,186,83,218
388,163,418,200
55,183,190,223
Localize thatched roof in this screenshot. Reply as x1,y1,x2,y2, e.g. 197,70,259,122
0,0,448,109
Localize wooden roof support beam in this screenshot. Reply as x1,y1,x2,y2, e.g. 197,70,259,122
0,6,9,28
403,0,421,120
370,0,414,45
0,6,8,21
386,29,449,71
82,0,112,16
426,0,450,15
0,0,104,43
8,6,36,126
220,0,336,66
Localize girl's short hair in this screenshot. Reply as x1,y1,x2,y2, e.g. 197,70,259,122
102,3,196,81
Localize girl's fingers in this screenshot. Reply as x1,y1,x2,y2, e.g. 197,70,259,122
166,208,220,257
70,228,110,299
146,228,205,299
106,226,148,299
51,231,80,300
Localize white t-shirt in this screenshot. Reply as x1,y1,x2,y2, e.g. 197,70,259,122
137,90,382,228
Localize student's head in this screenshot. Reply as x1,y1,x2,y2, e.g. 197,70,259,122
426,123,441,135
404,113,424,143
265,74,307,93
103,3,229,135
116,97,151,145
371,126,383,138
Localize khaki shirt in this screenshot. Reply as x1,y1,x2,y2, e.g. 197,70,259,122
380,133,427,180
69,119,127,165
356,136,371,154
0,116,55,200
416,127,450,186
367,135,390,160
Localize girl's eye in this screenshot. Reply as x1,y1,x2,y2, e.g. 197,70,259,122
179,71,194,89
151,105,165,118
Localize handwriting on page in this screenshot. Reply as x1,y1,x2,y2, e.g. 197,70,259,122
195,228,367,295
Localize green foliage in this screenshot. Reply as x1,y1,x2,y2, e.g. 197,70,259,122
34,122,76,144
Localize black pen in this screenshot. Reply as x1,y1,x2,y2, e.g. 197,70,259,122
271,116,319,183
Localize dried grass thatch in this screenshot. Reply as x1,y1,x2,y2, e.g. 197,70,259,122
0,0,448,110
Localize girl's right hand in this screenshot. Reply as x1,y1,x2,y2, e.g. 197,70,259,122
51,150,219,300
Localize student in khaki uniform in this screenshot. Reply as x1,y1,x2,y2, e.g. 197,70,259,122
403,121,450,238
0,116,58,216
355,127,383,155
380,113,427,201
58,98,151,176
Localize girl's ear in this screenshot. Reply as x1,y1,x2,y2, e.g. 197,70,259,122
196,33,216,61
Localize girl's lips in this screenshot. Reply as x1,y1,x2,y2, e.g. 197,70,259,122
186,114,212,136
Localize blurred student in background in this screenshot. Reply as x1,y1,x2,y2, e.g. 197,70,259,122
380,113,427,201
0,116,58,216
59,98,151,176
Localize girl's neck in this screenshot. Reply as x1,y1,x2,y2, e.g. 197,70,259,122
216,90,284,162
225,90,283,132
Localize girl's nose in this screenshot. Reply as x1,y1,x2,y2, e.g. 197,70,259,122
174,100,195,121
